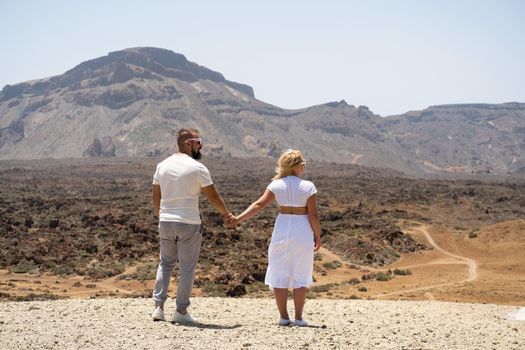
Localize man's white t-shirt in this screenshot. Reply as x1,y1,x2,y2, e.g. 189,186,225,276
152,153,213,224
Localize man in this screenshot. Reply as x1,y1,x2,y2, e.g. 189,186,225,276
151,128,234,323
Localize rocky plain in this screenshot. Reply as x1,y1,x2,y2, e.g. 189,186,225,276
0,156,524,349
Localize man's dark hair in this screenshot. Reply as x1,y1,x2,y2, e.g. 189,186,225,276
177,128,199,149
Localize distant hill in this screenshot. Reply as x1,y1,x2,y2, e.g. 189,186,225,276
385,103,525,174
0,47,524,174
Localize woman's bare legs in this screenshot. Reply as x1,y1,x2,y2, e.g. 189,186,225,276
273,288,290,319
293,287,307,320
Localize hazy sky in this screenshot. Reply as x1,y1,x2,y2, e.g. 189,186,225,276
1,0,523,116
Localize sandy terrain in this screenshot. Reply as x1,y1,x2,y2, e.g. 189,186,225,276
0,298,523,349
301,220,525,305
1,220,524,306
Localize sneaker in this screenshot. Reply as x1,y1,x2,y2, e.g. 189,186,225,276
278,318,292,326
152,307,165,321
171,310,194,324
293,319,309,327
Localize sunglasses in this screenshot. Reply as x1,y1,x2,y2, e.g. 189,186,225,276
185,137,202,144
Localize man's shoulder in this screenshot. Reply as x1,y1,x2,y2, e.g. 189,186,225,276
158,154,209,171
157,153,189,165
157,153,178,165
186,157,209,172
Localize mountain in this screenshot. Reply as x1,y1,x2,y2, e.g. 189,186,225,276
0,47,524,175
385,103,525,174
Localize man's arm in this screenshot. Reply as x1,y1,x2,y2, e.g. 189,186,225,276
152,185,161,218
201,184,232,220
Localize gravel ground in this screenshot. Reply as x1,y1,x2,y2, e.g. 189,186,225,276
0,298,524,349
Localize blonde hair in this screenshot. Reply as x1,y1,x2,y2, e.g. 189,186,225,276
273,149,306,180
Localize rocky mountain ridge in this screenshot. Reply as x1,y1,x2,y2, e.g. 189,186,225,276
0,47,523,175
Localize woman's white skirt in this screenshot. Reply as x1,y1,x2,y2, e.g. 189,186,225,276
265,214,314,289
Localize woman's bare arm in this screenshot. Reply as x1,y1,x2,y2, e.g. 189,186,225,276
306,194,321,251
236,189,275,224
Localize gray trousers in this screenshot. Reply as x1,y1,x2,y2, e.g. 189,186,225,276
152,222,202,310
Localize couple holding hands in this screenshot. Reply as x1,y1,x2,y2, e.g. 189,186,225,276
151,128,321,327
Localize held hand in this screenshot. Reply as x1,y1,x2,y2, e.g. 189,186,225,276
228,218,238,229
223,213,237,229
227,215,241,229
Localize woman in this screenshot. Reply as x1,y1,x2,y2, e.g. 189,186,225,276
234,149,321,326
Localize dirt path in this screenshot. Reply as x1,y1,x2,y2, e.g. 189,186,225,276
0,266,143,299
314,222,479,301
314,222,480,301
91,266,139,295
417,224,477,281
372,224,478,298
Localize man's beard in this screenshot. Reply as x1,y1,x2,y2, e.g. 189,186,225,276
191,149,202,160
